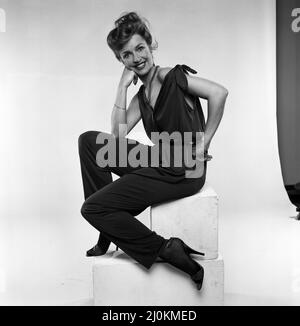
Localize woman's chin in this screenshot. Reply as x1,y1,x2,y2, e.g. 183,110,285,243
135,69,147,77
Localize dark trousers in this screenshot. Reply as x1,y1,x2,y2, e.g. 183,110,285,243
78,130,207,270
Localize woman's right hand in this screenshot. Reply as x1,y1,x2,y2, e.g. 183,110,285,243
119,67,138,88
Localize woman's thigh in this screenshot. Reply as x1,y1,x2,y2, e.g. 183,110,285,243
83,171,202,216
79,130,152,177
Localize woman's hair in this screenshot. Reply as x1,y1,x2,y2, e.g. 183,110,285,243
107,11,158,61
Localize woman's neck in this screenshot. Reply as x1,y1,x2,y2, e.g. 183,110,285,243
139,64,157,88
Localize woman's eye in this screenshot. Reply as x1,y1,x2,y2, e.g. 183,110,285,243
138,47,144,51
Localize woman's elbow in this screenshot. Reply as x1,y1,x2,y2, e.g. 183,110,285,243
218,86,229,98
212,87,229,102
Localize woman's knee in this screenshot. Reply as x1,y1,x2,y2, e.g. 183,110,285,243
78,130,99,151
81,201,95,222
78,130,114,152
80,199,107,222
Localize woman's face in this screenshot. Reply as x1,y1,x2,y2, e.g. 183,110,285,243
119,34,154,75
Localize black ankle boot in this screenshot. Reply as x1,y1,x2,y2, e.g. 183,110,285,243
86,234,111,257
159,237,205,291
86,244,108,257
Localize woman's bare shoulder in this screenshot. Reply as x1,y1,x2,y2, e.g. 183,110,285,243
157,66,173,83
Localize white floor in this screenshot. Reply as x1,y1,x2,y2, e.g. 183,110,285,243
1,205,300,306
220,207,300,306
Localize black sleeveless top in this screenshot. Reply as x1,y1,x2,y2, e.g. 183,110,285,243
130,64,208,184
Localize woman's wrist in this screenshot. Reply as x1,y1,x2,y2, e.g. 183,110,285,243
203,133,211,151
113,84,127,111
118,83,129,91
114,103,126,111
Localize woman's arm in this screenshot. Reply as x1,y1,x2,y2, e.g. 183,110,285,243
111,91,142,138
111,67,141,138
158,67,228,150
111,84,127,137
185,74,229,151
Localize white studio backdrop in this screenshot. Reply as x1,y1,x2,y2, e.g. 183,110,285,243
0,0,294,305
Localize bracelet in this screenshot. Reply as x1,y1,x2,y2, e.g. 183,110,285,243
114,103,126,111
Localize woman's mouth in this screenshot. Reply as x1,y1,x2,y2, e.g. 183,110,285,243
134,62,146,70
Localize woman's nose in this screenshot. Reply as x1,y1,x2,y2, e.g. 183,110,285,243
132,52,141,63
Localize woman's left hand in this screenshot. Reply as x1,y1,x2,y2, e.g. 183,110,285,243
196,151,213,162
184,145,212,179
194,139,212,162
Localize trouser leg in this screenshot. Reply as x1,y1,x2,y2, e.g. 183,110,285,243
78,130,146,198
78,130,151,249
79,130,206,269
80,170,205,270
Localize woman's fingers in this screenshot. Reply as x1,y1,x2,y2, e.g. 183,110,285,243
120,67,137,88
196,154,213,162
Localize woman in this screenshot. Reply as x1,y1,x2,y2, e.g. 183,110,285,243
78,11,228,291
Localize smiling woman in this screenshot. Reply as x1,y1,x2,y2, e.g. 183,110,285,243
78,11,228,291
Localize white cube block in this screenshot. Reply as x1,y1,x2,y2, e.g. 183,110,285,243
150,183,218,259
138,207,151,229
93,250,224,306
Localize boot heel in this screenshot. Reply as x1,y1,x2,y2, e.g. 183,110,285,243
161,237,205,291
181,240,205,256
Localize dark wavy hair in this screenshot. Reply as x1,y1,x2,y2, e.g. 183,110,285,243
107,11,158,61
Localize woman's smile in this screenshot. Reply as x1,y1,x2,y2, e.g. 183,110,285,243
134,61,146,70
